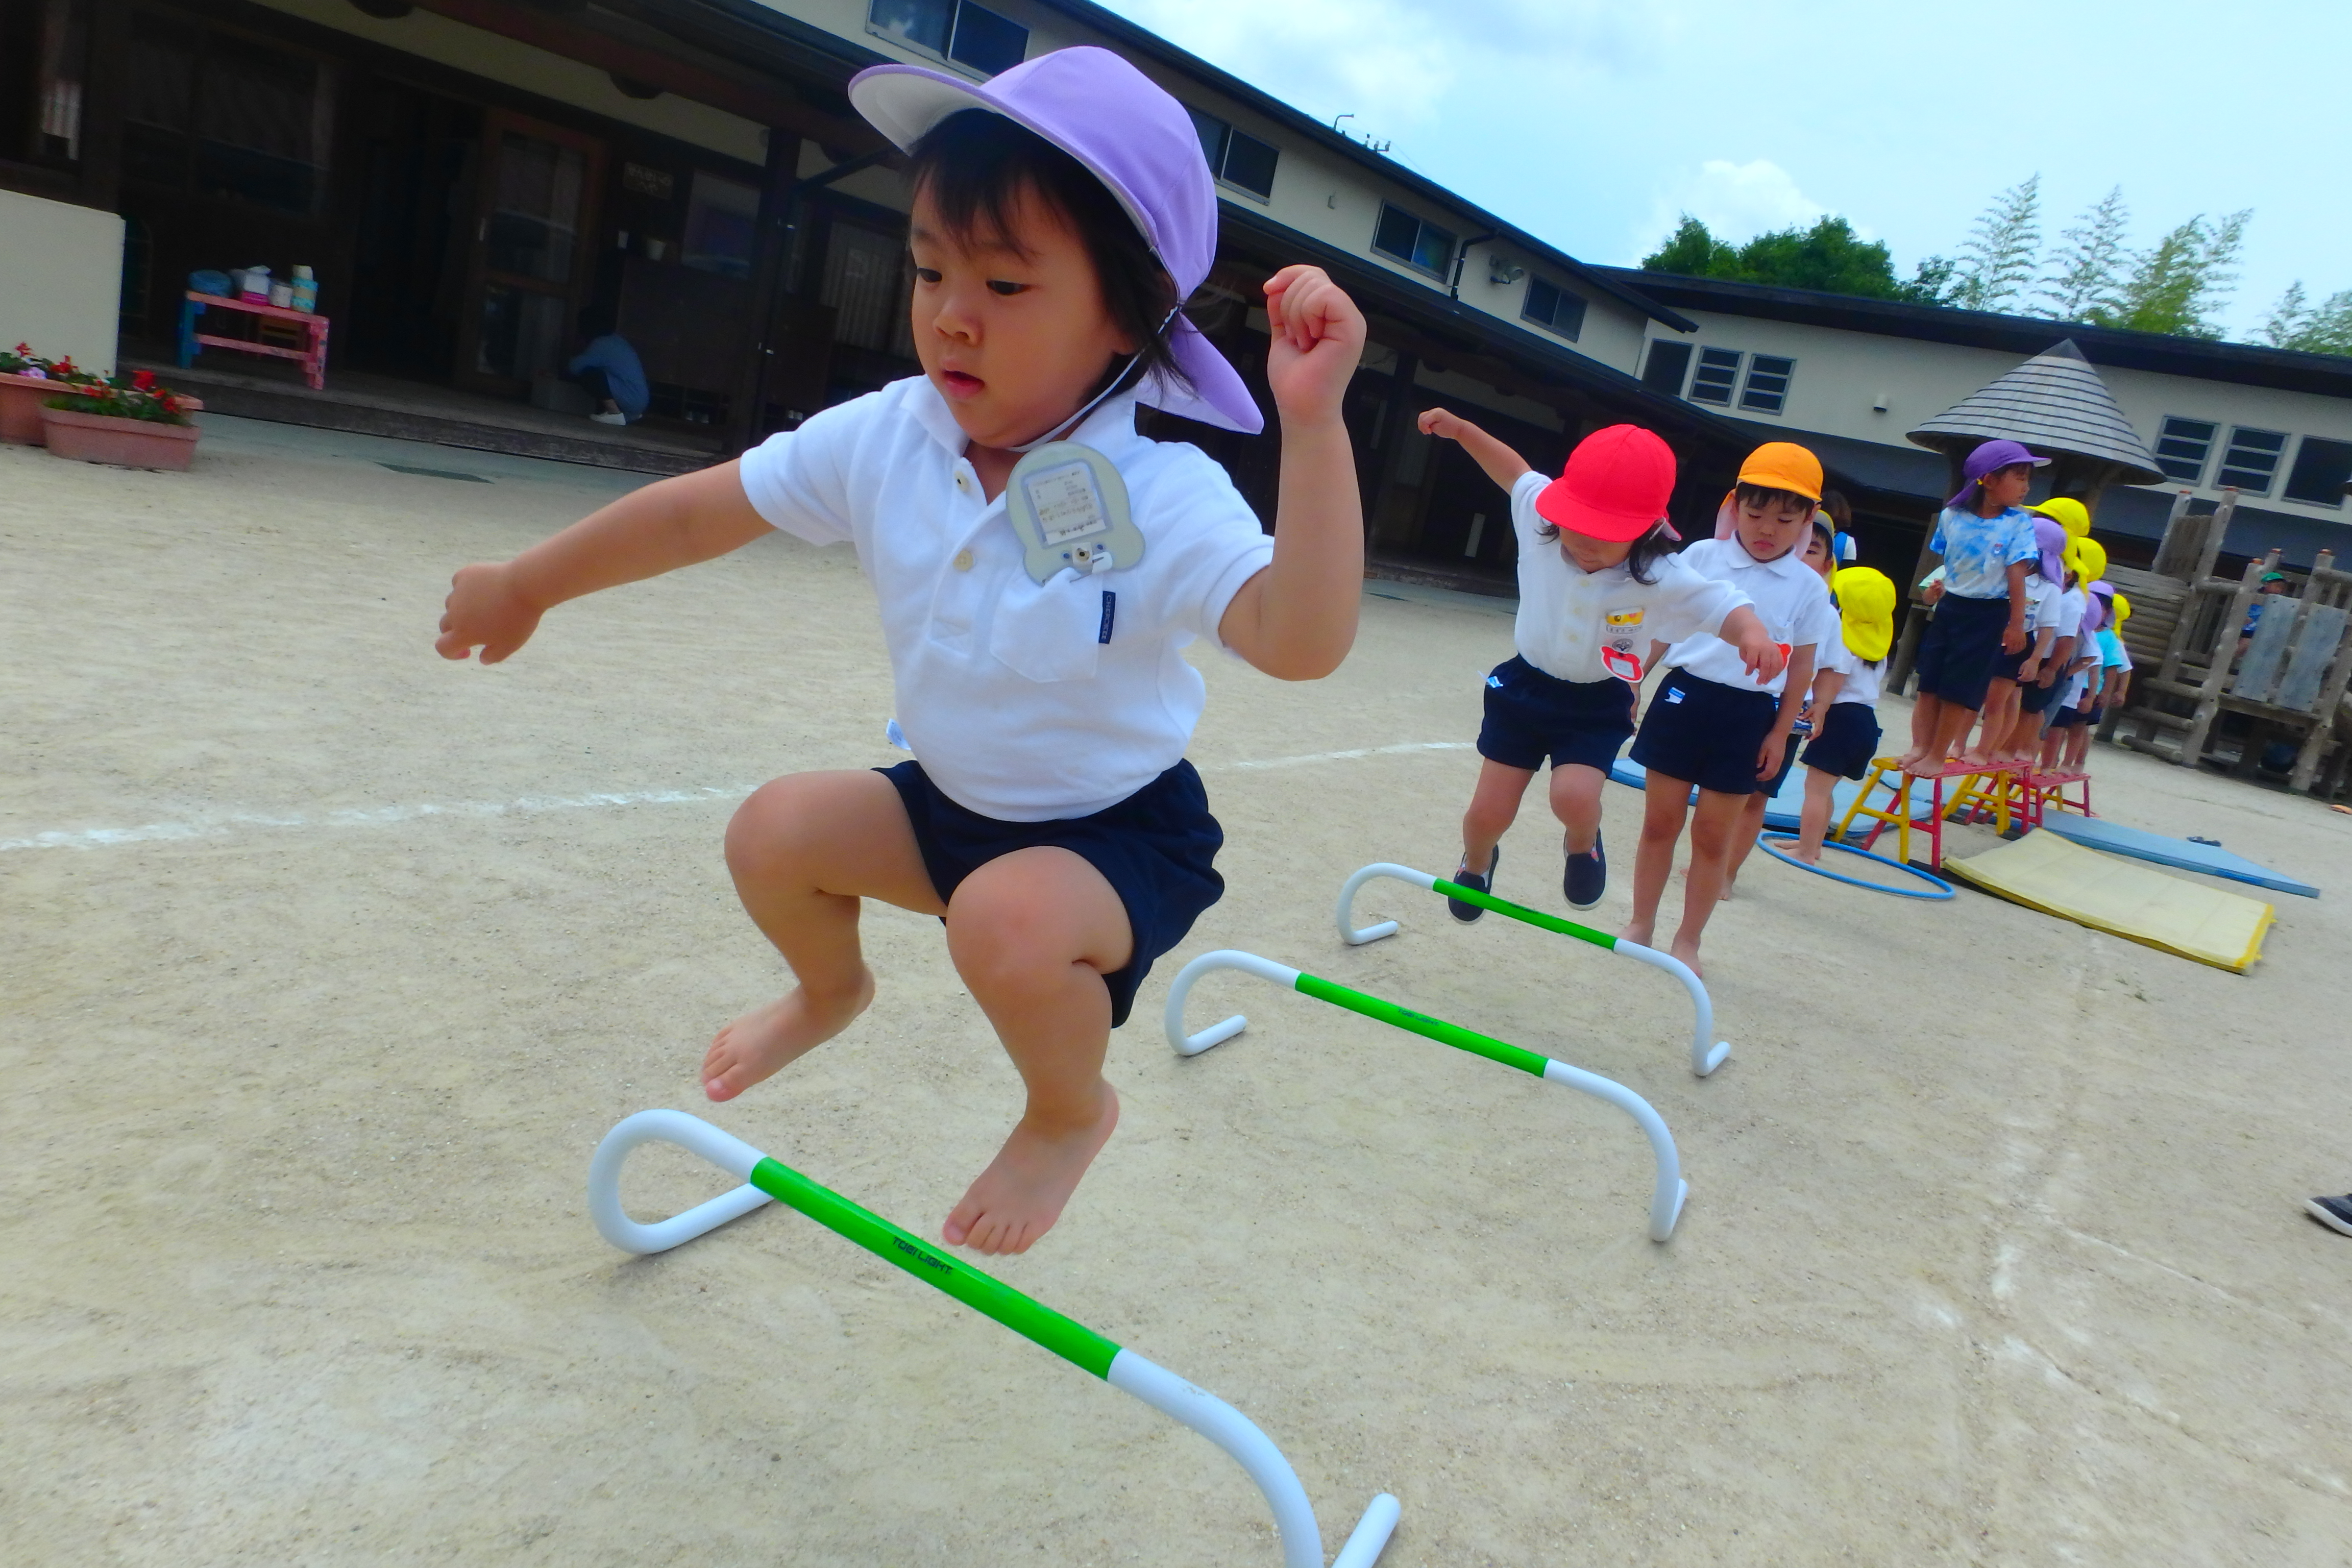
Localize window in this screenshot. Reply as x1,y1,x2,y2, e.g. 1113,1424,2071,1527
121,22,330,215
2153,416,2216,483
1687,347,1741,406
682,172,759,280
0,0,89,166
2216,426,2288,494
1185,107,1278,199
2283,436,2352,507
867,0,1026,77
1372,203,1457,278
1640,339,1692,396
1520,276,1586,341
1739,354,1795,414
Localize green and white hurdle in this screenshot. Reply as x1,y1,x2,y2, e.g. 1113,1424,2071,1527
1165,951,1689,1241
589,1109,1400,1568
1337,862,1731,1077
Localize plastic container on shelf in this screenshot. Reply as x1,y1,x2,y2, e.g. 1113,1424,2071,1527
290,265,318,314
269,282,295,309
239,265,272,303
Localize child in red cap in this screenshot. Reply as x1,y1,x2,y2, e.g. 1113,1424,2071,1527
1419,409,1783,915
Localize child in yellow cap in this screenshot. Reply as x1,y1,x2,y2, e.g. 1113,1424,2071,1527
1792,566,1896,863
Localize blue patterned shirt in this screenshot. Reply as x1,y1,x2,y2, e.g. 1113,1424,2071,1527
1928,505,2037,599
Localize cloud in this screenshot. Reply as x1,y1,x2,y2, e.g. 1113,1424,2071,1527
1631,158,1831,259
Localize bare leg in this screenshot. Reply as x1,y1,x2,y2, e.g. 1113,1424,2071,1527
1964,682,2014,766
1671,789,1749,974
703,770,943,1101
1549,762,1605,855
1720,788,1770,895
1898,693,1944,770
1796,765,1839,862
1915,700,1978,775
940,847,1131,1256
1621,773,1690,948
1460,758,1534,875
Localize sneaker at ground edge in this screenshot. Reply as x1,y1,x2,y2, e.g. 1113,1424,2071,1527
1448,847,1497,922
2306,1194,2352,1236
1564,833,1605,910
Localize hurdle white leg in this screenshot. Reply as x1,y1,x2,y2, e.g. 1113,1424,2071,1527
1540,1060,1688,1240
589,1109,1399,1566
1335,863,1435,945
1608,941,1731,1076
1164,948,1301,1056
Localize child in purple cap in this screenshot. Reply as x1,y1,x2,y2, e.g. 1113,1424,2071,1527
435,47,1370,1257
1895,439,2044,776
1965,513,2067,767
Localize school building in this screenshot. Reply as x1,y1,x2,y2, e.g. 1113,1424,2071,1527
5,0,2348,594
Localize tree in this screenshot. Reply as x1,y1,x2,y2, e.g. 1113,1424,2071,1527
2034,186,2130,321
1641,214,1910,300
2258,281,2352,356
1899,255,1958,307
1949,174,2043,312
2090,210,2249,338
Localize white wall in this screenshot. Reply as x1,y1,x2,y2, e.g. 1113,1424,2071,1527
1645,311,2352,526
0,190,124,374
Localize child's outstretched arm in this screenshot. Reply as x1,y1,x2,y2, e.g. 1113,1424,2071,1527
1219,265,1368,681
1417,406,1531,492
1718,605,1788,682
436,462,771,663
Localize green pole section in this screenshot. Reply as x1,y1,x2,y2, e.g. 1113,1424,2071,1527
1293,972,1551,1078
747,1157,1121,1380
1430,877,1617,951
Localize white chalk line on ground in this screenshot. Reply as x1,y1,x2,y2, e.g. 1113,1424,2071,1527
0,743,1474,853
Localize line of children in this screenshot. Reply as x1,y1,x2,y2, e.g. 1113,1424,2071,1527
1897,440,2043,776
435,47,1371,1256
1417,412,1782,919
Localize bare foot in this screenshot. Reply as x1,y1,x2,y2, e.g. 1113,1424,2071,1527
1892,748,1926,771
1794,846,1822,864
1718,878,1736,901
1900,755,1942,778
1618,917,1655,948
1669,934,1704,977
943,1084,1119,1256
702,970,875,1101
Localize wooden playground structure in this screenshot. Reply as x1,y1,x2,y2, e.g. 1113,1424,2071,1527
2107,490,2352,797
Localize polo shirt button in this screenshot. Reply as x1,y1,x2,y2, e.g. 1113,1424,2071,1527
954,473,971,493
952,549,974,572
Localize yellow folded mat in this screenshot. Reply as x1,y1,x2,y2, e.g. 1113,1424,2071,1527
1944,829,2275,972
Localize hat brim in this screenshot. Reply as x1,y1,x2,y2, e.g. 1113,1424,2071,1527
1947,452,2052,510
1534,475,1658,542
847,62,1263,436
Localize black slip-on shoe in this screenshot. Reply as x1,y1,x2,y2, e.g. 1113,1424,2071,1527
1448,848,1496,922
1564,834,1605,911
2307,1194,2352,1236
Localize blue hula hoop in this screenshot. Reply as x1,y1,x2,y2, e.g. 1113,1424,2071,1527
1755,832,1955,900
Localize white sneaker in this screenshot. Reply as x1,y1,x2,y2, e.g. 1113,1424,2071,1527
589,410,626,426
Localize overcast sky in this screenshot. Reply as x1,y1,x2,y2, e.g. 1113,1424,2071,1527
1097,0,2349,342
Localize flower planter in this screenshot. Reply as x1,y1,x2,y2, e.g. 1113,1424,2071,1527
0,371,56,444
39,405,201,471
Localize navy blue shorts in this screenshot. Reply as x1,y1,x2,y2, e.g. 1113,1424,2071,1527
1477,656,1636,773
1629,668,1779,796
877,759,1223,1028
1802,701,1882,780
2017,674,2064,715
2050,702,2091,729
1914,595,2012,712
1992,644,2031,683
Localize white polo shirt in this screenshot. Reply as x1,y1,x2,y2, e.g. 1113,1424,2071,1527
2051,586,2087,644
737,378,1275,822
1817,633,1884,708
2021,576,2062,635
1662,536,1837,697
1506,471,1748,684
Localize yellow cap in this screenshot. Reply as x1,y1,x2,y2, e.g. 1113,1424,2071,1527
2113,593,2133,625
1737,442,1823,503
2030,496,2092,537
2065,535,2109,583
1831,566,1896,663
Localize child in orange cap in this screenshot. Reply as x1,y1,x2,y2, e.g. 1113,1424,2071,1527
1420,410,1784,915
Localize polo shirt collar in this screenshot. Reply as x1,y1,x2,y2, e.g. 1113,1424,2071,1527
904,376,1147,464
1724,539,1811,580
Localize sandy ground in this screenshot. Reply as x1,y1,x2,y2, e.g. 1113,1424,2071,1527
5,414,2351,1567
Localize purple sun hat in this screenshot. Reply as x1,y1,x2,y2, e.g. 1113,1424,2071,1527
1947,438,2051,509
848,46,1262,435
2030,516,2067,582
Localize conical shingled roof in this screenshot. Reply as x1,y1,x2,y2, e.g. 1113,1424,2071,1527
1907,339,2163,482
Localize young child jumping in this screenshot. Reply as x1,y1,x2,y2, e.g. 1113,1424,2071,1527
433,47,1369,1256
1624,445,1830,972
1897,440,2043,775
1792,565,1896,864
1417,413,1782,914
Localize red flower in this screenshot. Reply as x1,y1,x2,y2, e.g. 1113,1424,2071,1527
132,369,157,391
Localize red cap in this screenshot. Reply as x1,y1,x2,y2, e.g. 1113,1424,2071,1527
1533,424,1676,543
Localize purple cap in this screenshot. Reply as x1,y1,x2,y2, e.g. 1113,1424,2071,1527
849,47,1262,435
1946,438,2051,509
2030,516,2067,582
2079,590,2105,634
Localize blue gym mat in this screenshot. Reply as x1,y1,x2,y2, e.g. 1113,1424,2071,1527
2032,813,2319,898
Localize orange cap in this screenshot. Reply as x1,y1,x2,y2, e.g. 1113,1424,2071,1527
1737,442,1823,503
